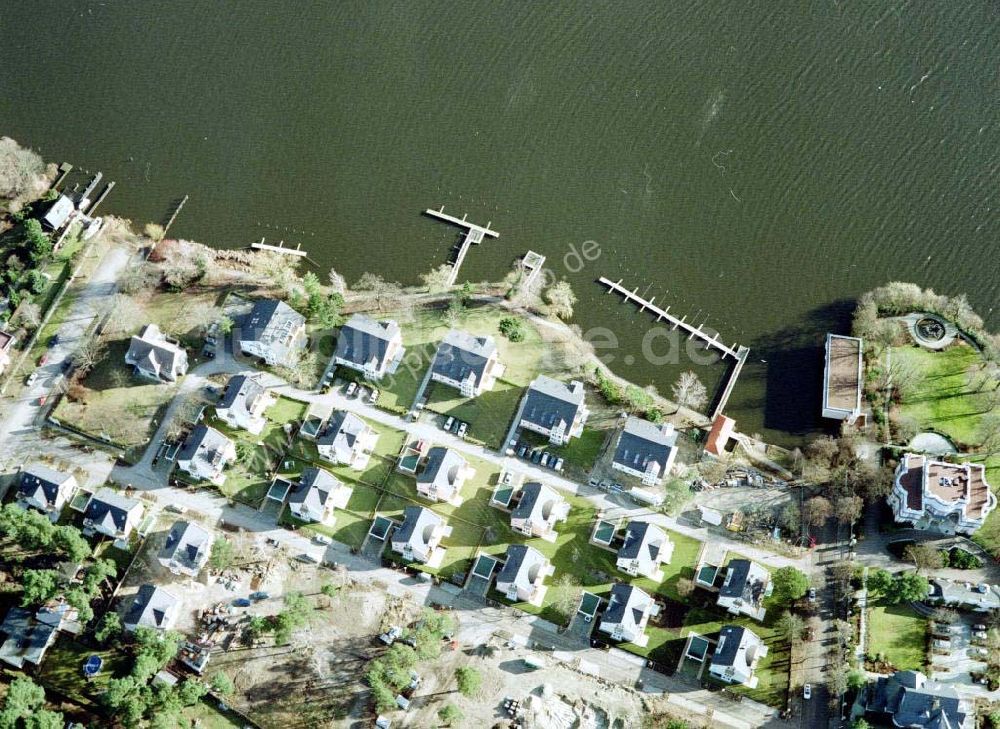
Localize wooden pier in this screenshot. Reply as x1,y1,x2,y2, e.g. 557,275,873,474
423,206,499,287
163,194,189,235
86,181,115,216
520,250,546,291
250,238,308,258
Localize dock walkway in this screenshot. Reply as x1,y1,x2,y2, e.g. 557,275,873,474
424,206,499,286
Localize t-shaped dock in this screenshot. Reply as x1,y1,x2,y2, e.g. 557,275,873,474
424,206,500,286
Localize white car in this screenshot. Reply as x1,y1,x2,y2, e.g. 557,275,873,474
443,416,455,431
345,382,357,397
808,588,817,602
369,389,380,404
457,422,468,437
803,684,811,700
312,534,332,546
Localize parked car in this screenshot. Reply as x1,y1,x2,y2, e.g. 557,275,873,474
38,353,49,366
165,504,187,514
249,592,270,601
531,449,542,464
313,534,332,546
540,453,550,467
357,386,369,401
803,684,811,700
970,647,989,657
296,553,319,564
457,422,468,437
345,382,357,397
933,639,952,649
973,631,988,641
25,371,38,386
37,395,47,407
379,626,403,645
443,416,455,431
553,457,564,472
451,419,462,434
973,624,987,631
232,598,252,608
517,444,527,458
48,334,59,346
808,588,817,603
369,389,380,404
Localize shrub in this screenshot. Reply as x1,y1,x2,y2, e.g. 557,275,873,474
498,316,526,342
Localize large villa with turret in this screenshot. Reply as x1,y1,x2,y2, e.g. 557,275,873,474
889,453,996,536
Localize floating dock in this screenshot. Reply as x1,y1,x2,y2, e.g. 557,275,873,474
598,276,750,419
520,250,546,291
423,206,499,286
250,238,308,257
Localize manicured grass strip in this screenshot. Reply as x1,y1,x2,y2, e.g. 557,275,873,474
867,602,928,672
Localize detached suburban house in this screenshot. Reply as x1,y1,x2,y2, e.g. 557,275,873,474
430,329,504,397
333,314,404,381
717,558,772,622
598,583,660,647
287,466,351,524
176,425,237,486
215,373,274,435
0,607,59,669
416,447,473,505
496,544,553,606
517,376,589,446
612,418,678,486
158,520,212,577
390,506,452,567
123,584,181,632
616,521,672,580
316,411,378,470
510,482,569,542
0,330,15,377
125,324,189,382
866,670,971,729
16,463,77,518
889,453,996,535
238,299,307,368
84,488,144,541
708,625,768,688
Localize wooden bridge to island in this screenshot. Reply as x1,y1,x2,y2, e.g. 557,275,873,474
598,276,750,419
424,206,499,286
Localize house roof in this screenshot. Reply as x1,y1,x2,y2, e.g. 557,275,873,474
0,607,57,667
617,521,667,563
240,300,305,364
711,625,765,678
159,521,212,573
431,329,496,388
824,333,863,413
613,417,677,475
178,425,234,473
497,544,549,592
218,373,268,414
43,194,74,229
316,411,369,461
393,506,444,550
602,583,652,635
869,670,968,729
18,463,76,509
0,330,15,352
417,447,467,490
85,487,142,534
124,584,180,630
520,376,585,431
287,466,342,512
511,481,563,522
126,324,186,378
334,314,400,370
705,414,735,457
896,453,993,522
719,559,769,606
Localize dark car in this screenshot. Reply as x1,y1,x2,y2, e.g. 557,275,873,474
48,334,59,347
232,598,252,608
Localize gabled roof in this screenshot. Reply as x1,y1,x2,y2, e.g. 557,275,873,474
613,417,677,474
242,299,305,345
218,373,268,414
393,506,444,550
869,670,968,729
316,411,369,461
287,467,342,512
431,329,496,388
511,482,563,522
126,324,186,378
334,314,401,370
617,521,666,563
602,583,653,635
124,584,180,630
178,425,234,472
497,544,548,592
43,194,74,229
18,463,76,509
416,447,467,490
159,521,212,573
85,487,142,533
520,376,585,431
719,558,769,606
711,625,765,678
0,607,57,668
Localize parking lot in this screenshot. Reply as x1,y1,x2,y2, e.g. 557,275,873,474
929,618,990,686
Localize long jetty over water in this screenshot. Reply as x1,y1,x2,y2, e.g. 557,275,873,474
598,276,750,419
423,206,499,286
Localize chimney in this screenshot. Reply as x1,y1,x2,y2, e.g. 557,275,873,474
661,422,675,438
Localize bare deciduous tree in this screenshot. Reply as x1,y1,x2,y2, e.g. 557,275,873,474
420,264,453,295
803,496,832,527
143,223,166,243
0,137,45,201
327,268,347,295
11,301,41,329
544,280,577,320
72,335,107,377
671,370,708,414
834,494,863,525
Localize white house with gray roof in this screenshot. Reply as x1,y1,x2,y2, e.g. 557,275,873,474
708,625,768,688
430,329,504,397
286,466,351,524
84,488,144,541
598,583,660,647
316,411,378,470
238,299,307,368
177,425,236,486
215,373,274,435
510,482,569,542
517,376,589,445
0,607,59,669
416,447,473,505
495,544,553,606
390,507,452,567
125,323,188,382
16,463,77,519
717,558,772,622
123,584,181,632
616,521,672,580
333,314,404,381
866,670,971,729
612,418,678,486
158,520,212,577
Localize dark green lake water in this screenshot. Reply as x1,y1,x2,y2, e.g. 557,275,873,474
4,1,998,443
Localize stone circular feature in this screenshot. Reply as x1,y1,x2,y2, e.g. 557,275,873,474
909,431,957,456
915,316,946,342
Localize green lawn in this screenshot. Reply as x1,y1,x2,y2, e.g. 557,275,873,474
518,426,611,477
295,477,382,549
425,379,524,449
290,417,406,487
38,637,130,707
891,343,993,447
868,603,928,672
